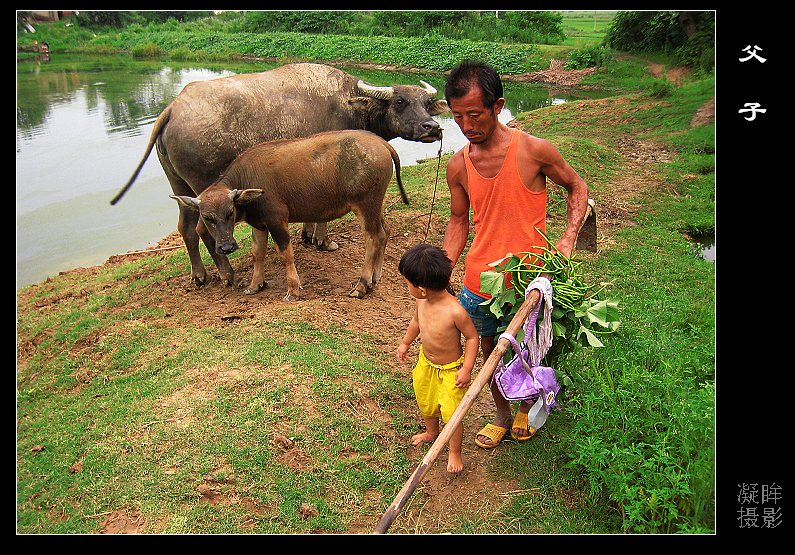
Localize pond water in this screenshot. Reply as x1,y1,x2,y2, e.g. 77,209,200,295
16,54,608,290
692,233,715,262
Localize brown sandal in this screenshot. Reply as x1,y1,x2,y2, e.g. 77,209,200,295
475,424,508,449
510,410,537,441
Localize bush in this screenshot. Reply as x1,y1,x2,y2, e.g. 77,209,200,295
567,361,714,533
673,14,715,72
106,28,540,74
169,46,192,61
75,10,137,28
604,10,714,72
565,46,614,69
131,42,162,58
369,10,566,45
502,11,566,43
604,11,685,53
649,79,675,98
238,10,359,34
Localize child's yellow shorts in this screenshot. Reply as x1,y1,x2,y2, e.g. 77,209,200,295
412,346,468,423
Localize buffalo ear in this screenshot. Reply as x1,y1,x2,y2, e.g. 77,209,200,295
230,189,264,205
428,100,450,115
348,97,383,112
170,194,200,211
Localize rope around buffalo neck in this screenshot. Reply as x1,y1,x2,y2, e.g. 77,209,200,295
423,132,443,243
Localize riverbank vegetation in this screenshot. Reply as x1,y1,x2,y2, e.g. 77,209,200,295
17,10,713,80
16,10,715,534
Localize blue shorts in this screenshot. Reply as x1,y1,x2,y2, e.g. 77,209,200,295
458,284,507,338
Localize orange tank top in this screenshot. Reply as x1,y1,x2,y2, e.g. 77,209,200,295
463,128,547,297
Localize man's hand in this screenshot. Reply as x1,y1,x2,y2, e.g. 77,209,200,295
554,238,575,259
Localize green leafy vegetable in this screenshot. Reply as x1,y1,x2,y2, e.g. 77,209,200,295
479,228,620,363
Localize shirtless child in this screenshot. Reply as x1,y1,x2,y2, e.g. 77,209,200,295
396,244,479,473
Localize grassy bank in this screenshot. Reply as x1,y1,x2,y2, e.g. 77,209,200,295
17,12,626,75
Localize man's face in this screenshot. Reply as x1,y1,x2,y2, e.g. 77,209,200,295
448,86,504,144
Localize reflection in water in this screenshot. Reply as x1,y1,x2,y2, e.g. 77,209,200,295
16,55,605,290
701,243,715,262
17,57,237,290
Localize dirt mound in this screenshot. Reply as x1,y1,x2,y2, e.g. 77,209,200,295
646,62,692,86
506,59,597,87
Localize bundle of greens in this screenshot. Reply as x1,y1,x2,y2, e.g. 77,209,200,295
479,231,620,363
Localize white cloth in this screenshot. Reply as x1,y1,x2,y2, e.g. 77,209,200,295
524,276,553,366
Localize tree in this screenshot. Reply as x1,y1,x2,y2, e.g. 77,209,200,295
75,11,136,28
604,10,714,68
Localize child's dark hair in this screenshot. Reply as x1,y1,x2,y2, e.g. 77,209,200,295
398,243,452,291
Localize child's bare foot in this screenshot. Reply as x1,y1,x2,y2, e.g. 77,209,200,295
411,431,438,446
447,451,464,474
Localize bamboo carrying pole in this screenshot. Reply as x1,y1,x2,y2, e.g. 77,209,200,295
373,281,547,534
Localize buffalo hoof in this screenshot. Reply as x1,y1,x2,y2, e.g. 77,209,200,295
318,240,339,252
282,285,303,302
191,274,208,287
243,282,267,295
348,287,367,299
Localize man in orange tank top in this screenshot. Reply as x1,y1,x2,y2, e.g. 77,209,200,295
441,60,590,449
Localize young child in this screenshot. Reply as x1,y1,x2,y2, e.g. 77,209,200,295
396,243,479,474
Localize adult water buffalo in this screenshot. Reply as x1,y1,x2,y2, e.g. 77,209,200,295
170,130,406,301
111,63,448,288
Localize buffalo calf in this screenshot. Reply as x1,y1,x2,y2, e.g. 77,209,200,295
171,130,406,301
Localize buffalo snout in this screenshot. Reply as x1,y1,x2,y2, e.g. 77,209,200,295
418,120,442,142
218,242,238,255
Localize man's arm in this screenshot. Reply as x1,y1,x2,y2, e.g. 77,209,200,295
442,152,470,267
536,140,589,257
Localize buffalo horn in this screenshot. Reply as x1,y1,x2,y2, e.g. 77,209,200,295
419,80,437,96
357,80,394,100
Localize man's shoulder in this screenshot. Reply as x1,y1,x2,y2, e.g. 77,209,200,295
516,129,559,160
515,128,550,146
446,147,466,171
450,145,466,160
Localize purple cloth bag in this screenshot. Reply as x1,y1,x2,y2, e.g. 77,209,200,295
493,286,560,413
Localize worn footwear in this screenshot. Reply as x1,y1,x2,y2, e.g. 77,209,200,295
510,410,537,441
475,423,508,449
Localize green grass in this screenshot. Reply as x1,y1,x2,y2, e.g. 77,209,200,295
511,82,715,533
17,296,416,533
561,10,617,47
